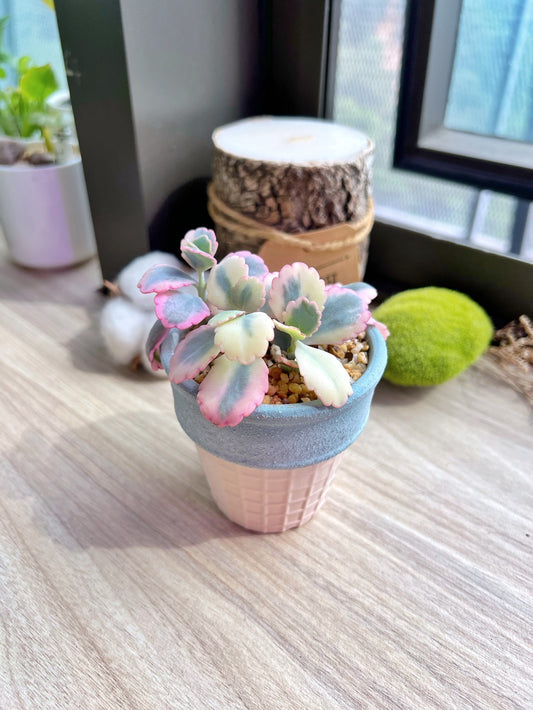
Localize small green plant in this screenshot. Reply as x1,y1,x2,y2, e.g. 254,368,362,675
0,15,60,153
139,228,388,427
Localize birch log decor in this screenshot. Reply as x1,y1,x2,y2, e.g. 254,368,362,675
209,116,374,284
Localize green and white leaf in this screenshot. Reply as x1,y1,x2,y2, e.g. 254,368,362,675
294,341,353,407
208,310,245,328
282,297,321,336
206,254,248,310
269,263,326,319
231,276,265,312
273,319,306,343
197,355,269,427
168,325,220,382
214,312,274,365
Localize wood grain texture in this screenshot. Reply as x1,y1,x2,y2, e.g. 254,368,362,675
0,247,531,709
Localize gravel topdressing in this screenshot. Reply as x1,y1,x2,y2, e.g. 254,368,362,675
194,331,370,405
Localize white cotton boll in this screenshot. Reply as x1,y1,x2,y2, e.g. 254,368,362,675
116,251,183,311
100,297,151,365
140,315,168,377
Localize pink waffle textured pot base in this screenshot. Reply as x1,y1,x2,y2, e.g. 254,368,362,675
197,445,344,533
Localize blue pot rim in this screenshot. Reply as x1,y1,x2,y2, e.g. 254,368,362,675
172,325,387,425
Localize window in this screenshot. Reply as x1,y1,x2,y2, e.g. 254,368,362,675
49,0,532,317
333,0,533,262
0,0,67,90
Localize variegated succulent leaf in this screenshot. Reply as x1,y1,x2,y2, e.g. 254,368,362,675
154,285,211,329
294,341,353,408
197,355,269,427
214,312,274,365
270,343,297,369
282,297,321,337
367,316,390,339
138,264,195,294
269,263,326,320
230,275,266,312
259,271,278,316
160,328,182,369
208,310,245,328
180,227,218,272
205,254,246,310
145,319,170,371
206,253,266,312
273,319,307,343
232,251,269,280
304,285,370,345
168,325,220,382
342,281,378,305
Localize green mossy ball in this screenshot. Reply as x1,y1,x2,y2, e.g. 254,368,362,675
373,287,493,386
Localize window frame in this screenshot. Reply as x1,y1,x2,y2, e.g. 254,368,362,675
54,0,147,280
394,0,533,202
55,0,532,320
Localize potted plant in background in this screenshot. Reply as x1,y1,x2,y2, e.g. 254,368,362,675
0,15,95,269
139,228,388,533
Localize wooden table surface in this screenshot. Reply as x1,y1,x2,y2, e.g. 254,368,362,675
0,251,531,710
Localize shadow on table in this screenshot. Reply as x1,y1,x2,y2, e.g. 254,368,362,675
65,317,161,380
6,412,250,551
371,379,434,407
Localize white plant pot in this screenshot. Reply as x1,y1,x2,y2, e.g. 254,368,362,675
0,157,96,269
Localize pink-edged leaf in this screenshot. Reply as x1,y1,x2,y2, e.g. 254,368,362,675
231,275,266,312
295,341,353,408
214,312,274,364
269,263,326,319
259,271,278,316
154,287,210,329
181,247,216,272
282,297,321,336
138,264,195,294
145,319,170,371
343,281,378,304
206,254,248,310
160,328,182,370
208,310,245,328
233,251,269,279
180,227,218,271
270,343,298,368
182,227,218,254
197,355,269,427
368,316,390,340
304,286,371,345
168,325,220,382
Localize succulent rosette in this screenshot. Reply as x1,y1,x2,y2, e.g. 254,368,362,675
139,228,387,427
180,227,218,272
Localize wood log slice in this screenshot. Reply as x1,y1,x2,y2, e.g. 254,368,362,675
211,116,374,282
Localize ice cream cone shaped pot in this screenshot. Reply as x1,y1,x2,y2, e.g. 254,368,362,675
164,326,387,533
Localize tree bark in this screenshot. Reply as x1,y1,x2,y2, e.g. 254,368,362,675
211,117,374,279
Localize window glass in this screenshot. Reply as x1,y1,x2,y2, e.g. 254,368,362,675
445,0,533,143
334,0,533,262
0,0,67,90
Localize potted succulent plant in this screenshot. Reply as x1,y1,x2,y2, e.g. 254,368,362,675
0,16,95,268
139,228,388,533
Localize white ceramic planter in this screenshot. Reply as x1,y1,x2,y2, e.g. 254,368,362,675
0,156,96,269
